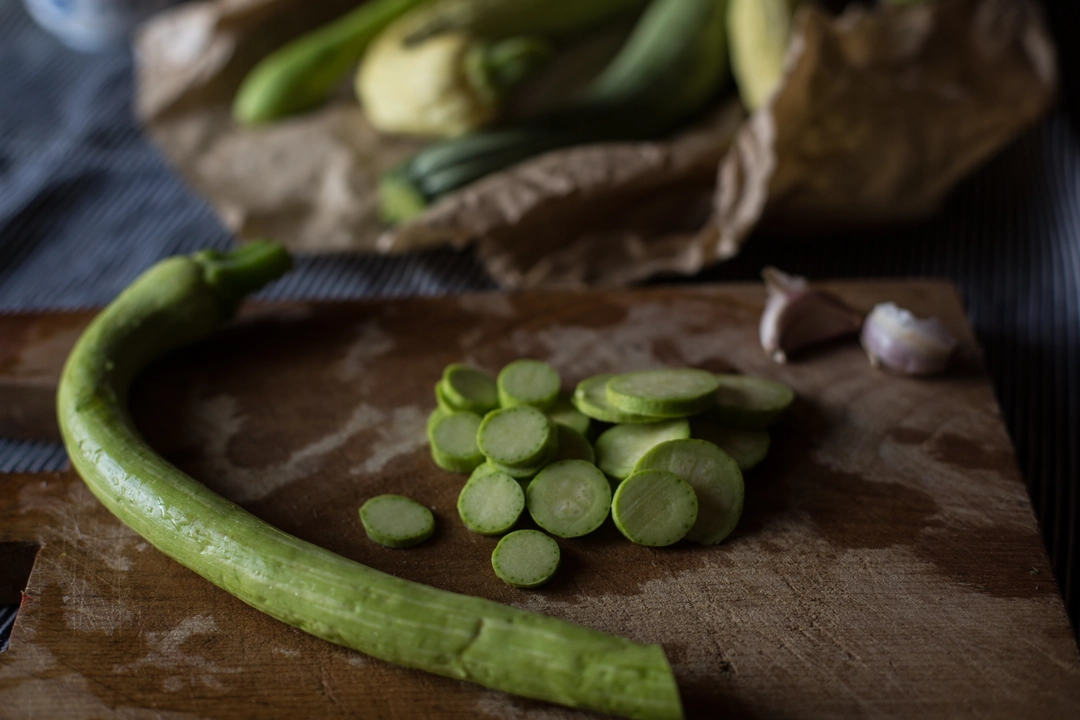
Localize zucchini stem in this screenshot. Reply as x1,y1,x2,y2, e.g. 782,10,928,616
194,241,293,315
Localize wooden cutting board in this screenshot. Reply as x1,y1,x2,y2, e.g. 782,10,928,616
1,280,1078,719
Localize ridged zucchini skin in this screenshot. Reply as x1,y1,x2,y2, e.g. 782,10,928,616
57,244,683,720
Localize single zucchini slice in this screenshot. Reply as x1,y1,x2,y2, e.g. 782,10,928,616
442,363,499,414
690,420,770,471
468,461,502,480
492,530,561,588
553,424,595,464
474,459,551,489
572,374,668,424
429,410,485,473
435,379,465,413
360,494,436,548
427,407,448,435
595,419,690,481
611,470,698,547
485,428,558,479
606,369,720,418
634,439,744,545
490,454,554,479
57,245,683,720
546,391,592,436
711,374,795,429
431,447,483,474
526,459,611,538
497,359,561,410
477,405,554,466
458,469,525,535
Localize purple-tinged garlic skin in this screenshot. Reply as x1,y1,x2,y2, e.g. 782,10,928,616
861,302,958,376
760,267,864,364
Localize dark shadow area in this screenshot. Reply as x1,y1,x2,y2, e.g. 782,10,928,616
1042,0,1080,133
0,541,41,652
680,678,762,720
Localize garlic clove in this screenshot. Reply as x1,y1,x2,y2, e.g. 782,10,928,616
860,302,958,376
759,267,864,364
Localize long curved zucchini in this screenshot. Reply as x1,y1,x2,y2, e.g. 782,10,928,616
56,243,683,720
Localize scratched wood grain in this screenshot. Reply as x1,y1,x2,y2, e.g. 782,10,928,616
1,281,1078,719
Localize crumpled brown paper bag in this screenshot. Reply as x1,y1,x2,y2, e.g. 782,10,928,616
135,0,1056,287
704,0,1059,256
135,0,424,251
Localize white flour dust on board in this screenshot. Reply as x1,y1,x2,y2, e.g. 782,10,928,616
0,643,205,719
474,689,581,720
191,395,402,503
512,302,745,379
112,614,241,693
17,480,139,576
272,646,301,658
458,293,515,318
337,320,396,380
351,405,428,476
63,577,134,635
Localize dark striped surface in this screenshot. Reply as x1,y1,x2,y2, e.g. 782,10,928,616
1,0,1076,645
0,604,14,653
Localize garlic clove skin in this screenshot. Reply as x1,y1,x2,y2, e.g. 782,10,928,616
860,302,958,376
760,267,864,363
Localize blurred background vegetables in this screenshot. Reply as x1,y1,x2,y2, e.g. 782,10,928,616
134,0,1053,280
727,0,800,111
231,0,734,221
233,0,426,125
378,0,730,222
356,0,647,138
235,0,649,131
